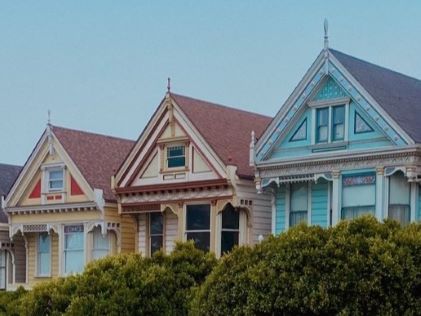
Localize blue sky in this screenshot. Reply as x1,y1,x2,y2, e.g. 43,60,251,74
1,1,421,165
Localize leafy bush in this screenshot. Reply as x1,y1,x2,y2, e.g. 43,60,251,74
192,216,421,315
0,286,26,316
20,241,216,316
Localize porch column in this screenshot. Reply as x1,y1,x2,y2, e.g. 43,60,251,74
331,170,341,226
375,167,385,221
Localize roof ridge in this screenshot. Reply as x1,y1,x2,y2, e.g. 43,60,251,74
330,48,421,84
170,92,272,119
51,125,135,143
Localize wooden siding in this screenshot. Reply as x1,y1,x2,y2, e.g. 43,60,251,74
275,185,286,234
120,215,136,254
13,234,27,283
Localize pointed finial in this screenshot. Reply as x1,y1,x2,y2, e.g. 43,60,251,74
167,77,171,93
324,18,329,50
47,109,51,126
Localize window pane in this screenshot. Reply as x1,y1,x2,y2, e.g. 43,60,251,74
290,211,308,227
291,183,308,211
341,206,375,219
222,205,239,229
318,126,328,142
333,123,344,140
65,250,84,274
317,108,328,126
49,180,63,189
65,232,84,250
38,233,50,253
150,236,163,254
186,205,210,230
49,170,63,180
93,228,109,251
221,231,239,254
168,157,185,168
38,253,50,275
168,146,184,157
333,106,345,124
186,232,210,252
150,213,163,235
388,205,410,225
0,251,5,290
389,173,410,204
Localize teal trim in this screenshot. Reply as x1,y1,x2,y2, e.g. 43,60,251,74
275,185,286,233
311,180,328,227
418,186,421,221
354,111,374,134
289,119,307,142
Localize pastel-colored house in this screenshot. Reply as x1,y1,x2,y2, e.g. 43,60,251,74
0,163,23,290
252,43,421,234
113,92,272,257
4,125,135,287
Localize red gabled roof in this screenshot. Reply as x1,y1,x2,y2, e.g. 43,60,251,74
171,93,272,179
52,126,135,202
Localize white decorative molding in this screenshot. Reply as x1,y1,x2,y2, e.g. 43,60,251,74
6,201,98,215
94,189,105,213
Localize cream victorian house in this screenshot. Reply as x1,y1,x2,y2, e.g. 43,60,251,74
4,125,135,287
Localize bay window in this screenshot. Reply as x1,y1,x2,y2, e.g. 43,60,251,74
149,212,163,255
388,172,410,225
37,232,51,276
342,173,376,219
186,204,210,251
290,183,308,227
64,225,84,274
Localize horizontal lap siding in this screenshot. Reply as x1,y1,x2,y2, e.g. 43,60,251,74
311,181,328,227
120,215,136,254
13,234,26,283
275,185,286,234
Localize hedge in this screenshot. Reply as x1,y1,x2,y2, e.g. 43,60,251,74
192,216,421,315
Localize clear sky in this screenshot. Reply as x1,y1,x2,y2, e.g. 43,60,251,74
1,1,421,165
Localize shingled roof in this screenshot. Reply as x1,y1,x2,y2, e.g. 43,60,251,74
171,93,272,178
0,163,22,223
52,126,135,201
330,49,421,143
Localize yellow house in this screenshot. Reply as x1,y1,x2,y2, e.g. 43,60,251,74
113,92,273,257
4,125,135,288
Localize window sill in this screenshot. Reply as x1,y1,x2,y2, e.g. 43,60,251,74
34,275,52,278
160,167,189,174
310,141,348,153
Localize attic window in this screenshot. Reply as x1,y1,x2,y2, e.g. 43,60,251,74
48,169,64,191
167,145,185,168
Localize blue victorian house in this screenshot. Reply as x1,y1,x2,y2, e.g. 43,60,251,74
252,32,421,234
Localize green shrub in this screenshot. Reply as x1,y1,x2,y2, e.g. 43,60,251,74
20,241,216,316
192,216,421,315
0,286,27,316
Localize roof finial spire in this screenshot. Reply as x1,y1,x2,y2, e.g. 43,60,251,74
167,77,171,93
47,109,51,126
324,18,329,50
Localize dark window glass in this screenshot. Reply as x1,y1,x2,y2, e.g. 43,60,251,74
150,212,163,255
222,205,239,229
167,146,185,168
221,231,239,254
186,232,210,252
186,205,210,230
150,213,163,235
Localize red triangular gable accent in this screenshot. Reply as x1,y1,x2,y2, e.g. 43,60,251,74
70,176,84,196
29,180,41,199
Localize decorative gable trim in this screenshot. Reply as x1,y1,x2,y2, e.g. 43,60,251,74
255,50,413,163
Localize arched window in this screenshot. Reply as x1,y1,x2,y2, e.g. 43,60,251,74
221,204,240,254
92,226,109,260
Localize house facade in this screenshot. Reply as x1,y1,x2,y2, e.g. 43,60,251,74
4,125,135,288
0,163,23,290
252,46,421,234
114,92,272,257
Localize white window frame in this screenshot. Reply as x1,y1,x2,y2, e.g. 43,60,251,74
63,224,85,275
166,144,186,169
36,232,51,277
309,97,350,145
91,227,110,260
